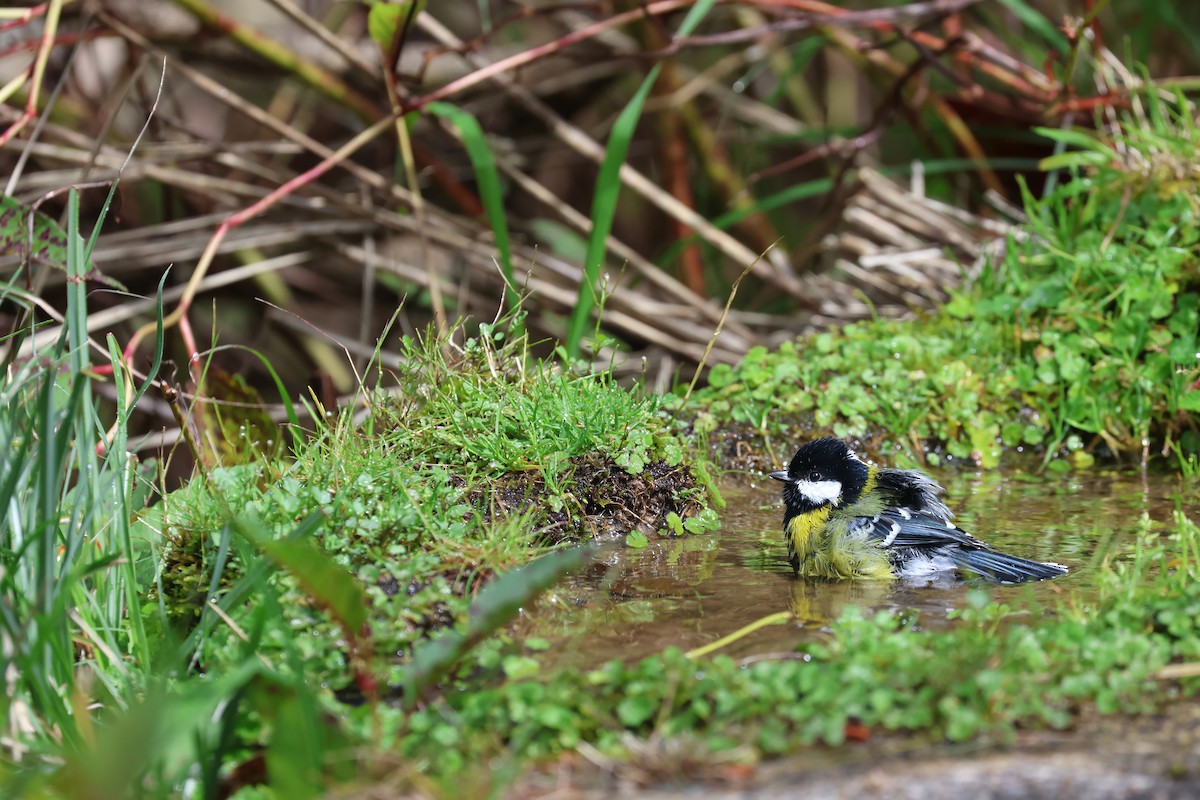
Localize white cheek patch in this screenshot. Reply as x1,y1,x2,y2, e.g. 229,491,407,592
793,479,842,506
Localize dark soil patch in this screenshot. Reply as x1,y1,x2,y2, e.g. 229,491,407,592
481,453,704,543
703,421,785,474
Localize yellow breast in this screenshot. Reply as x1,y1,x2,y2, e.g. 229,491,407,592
786,507,895,580
786,506,831,568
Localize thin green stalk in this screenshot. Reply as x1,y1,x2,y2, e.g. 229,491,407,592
566,0,718,358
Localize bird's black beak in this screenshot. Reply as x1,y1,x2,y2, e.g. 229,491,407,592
768,470,789,482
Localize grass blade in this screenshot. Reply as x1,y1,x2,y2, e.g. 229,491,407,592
403,545,595,708
428,101,517,313
566,0,718,358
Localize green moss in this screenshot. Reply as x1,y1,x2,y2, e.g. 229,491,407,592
142,317,720,688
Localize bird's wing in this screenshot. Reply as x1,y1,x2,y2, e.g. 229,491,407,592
847,508,986,551
873,468,954,521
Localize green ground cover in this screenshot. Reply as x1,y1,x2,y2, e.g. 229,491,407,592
688,163,1200,470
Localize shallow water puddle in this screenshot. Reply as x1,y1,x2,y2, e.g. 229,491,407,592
527,467,1199,668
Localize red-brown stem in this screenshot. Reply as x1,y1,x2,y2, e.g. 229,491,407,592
0,0,58,148
120,114,396,371
0,4,49,33
408,0,701,111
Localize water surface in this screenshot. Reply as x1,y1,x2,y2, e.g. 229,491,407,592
528,467,1198,667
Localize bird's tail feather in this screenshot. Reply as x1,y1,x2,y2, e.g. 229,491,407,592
952,549,1068,584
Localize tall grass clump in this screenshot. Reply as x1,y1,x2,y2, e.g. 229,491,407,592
0,192,334,797
0,191,163,791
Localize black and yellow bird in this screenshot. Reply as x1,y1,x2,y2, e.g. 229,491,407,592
769,438,1068,584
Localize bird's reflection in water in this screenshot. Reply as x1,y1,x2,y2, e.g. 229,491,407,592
786,577,892,626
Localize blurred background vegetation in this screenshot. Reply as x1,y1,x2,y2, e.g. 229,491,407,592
6,0,1199,423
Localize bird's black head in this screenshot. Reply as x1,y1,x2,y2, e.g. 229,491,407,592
769,437,871,517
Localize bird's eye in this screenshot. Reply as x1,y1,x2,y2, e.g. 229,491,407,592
808,469,824,482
